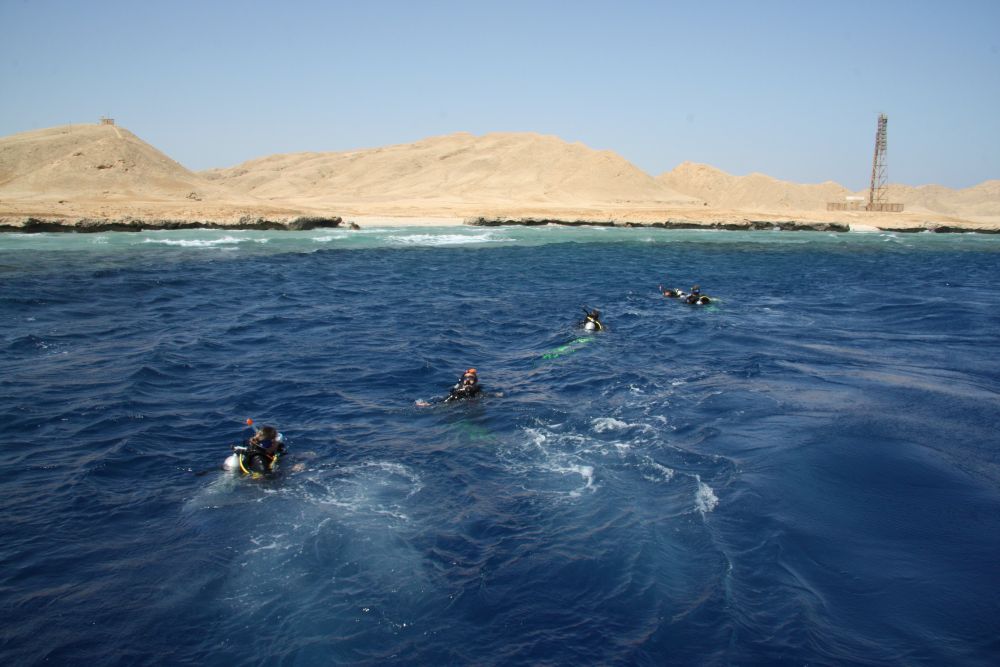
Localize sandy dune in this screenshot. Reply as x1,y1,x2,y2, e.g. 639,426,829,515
889,181,1000,221
659,162,852,212
1,124,997,230
659,162,1000,224
0,125,307,223
0,124,230,201
203,132,700,210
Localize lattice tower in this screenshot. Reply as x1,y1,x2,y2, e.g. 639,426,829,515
868,114,888,207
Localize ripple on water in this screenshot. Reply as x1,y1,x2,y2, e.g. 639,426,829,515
2,229,999,665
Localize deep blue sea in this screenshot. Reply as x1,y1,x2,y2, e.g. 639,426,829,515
2,226,999,666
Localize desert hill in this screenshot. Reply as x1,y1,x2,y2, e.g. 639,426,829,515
203,132,700,209
658,162,850,211
0,123,996,229
659,162,1000,221
0,124,237,203
888,181,1000,219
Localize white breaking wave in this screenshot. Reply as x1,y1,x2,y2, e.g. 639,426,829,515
694,474,719,513
591,417,654,434
387,232,509,246
311,233,348,242
638,457,675,483
592,417,631,432
142,235,246,247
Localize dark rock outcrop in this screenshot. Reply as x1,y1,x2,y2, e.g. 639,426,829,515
880,225,1000,234
464,217,850,232
0,216,343,233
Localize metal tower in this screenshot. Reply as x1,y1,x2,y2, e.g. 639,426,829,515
867,114,889,209
826,113,903,213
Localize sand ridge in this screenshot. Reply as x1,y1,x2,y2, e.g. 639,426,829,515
1,124,997,229
658,162,1000,224
0,124,234,201
203,131,701,209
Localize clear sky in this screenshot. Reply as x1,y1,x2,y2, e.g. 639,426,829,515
2,0,998,189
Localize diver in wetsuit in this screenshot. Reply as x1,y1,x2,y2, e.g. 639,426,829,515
413,368,503,408
243,425,285,474
685,285,711,305
444,368,482,403
415,368,497,407
659,284,683,298
581,308,605,331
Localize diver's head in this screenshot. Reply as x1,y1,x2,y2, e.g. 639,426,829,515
462,368,478,385
691,285,701,295
591,309,601,319
257,425,278,441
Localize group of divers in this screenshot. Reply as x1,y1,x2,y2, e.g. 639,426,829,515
225,282,713,478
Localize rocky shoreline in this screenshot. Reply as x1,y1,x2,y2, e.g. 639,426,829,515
0,215,344,233
464,216,850,232
1,214,997,234
877,225,1000,234
464,217,1000,233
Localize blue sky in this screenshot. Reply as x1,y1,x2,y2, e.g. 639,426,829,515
2,0,998,189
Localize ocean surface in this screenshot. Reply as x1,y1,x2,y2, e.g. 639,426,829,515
2,226,999,666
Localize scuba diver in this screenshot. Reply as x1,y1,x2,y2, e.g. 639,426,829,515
659,284,684,298
581,307,605,331
416,368,485,407
685,285,711,305
445,368,482,402
226,422,286,476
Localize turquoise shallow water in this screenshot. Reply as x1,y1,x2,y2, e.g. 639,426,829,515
2,226,999,665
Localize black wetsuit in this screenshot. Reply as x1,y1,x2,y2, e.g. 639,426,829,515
245,438,282,474
685,293,710,304
445,382,482,403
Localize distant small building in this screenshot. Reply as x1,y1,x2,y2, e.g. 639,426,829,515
99,116,115,126
827,200,865,211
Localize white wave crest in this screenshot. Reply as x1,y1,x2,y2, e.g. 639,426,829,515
592,417,631,432
311,233,347,242
142,235,245,247
388,232,508,246
639,457,675,483
695,475,719,513
591,417,653,434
